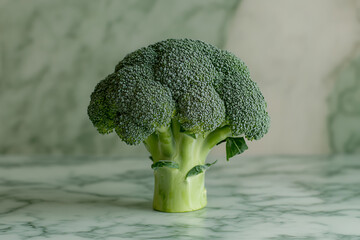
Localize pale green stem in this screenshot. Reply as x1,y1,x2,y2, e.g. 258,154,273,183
145,120,210,212
202,125,232,155
157,126,175,158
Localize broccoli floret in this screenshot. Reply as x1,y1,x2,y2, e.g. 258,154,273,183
88,38,270,212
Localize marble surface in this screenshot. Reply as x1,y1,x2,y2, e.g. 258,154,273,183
227,0,360,155
1,155,359,239
0,0,239,156
328,54,360,153
1,0,359,156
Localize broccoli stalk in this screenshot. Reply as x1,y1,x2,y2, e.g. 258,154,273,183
144,121,231,212
88,39,270,212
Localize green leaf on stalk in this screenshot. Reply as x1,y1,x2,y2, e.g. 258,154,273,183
149,156,154,162
226,137,248,161
185,160,217,179
151,160,179,170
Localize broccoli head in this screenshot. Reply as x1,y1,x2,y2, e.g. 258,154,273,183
88,39,270,212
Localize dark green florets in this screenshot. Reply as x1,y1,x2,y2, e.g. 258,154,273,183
212,50,270,140
88,38,270,144
87,73,119,134
177,85,226,133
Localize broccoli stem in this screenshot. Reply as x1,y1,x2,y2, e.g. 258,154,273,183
153,163,207,212
145,121,232,212
202,125,232,153
157,126,175,158
143,126,175,160
152,133,207,212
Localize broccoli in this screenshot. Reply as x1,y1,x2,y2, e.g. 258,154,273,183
88,39,270,212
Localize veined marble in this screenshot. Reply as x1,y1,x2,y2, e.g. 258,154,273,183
0,0,240,156
226,0,360,155
1,155,359,239
1,0,360,156
328,53,360,154
1,0,360,158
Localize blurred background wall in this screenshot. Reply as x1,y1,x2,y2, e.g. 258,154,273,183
0,0,359,157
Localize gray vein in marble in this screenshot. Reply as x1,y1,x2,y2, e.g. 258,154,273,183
326,2,360,154
0,155,359,239
328,46,360,153
0,0,240,156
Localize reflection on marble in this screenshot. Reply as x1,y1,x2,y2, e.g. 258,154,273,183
1,155,359,239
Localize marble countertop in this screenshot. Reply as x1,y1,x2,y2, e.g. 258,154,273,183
1,155,359,239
